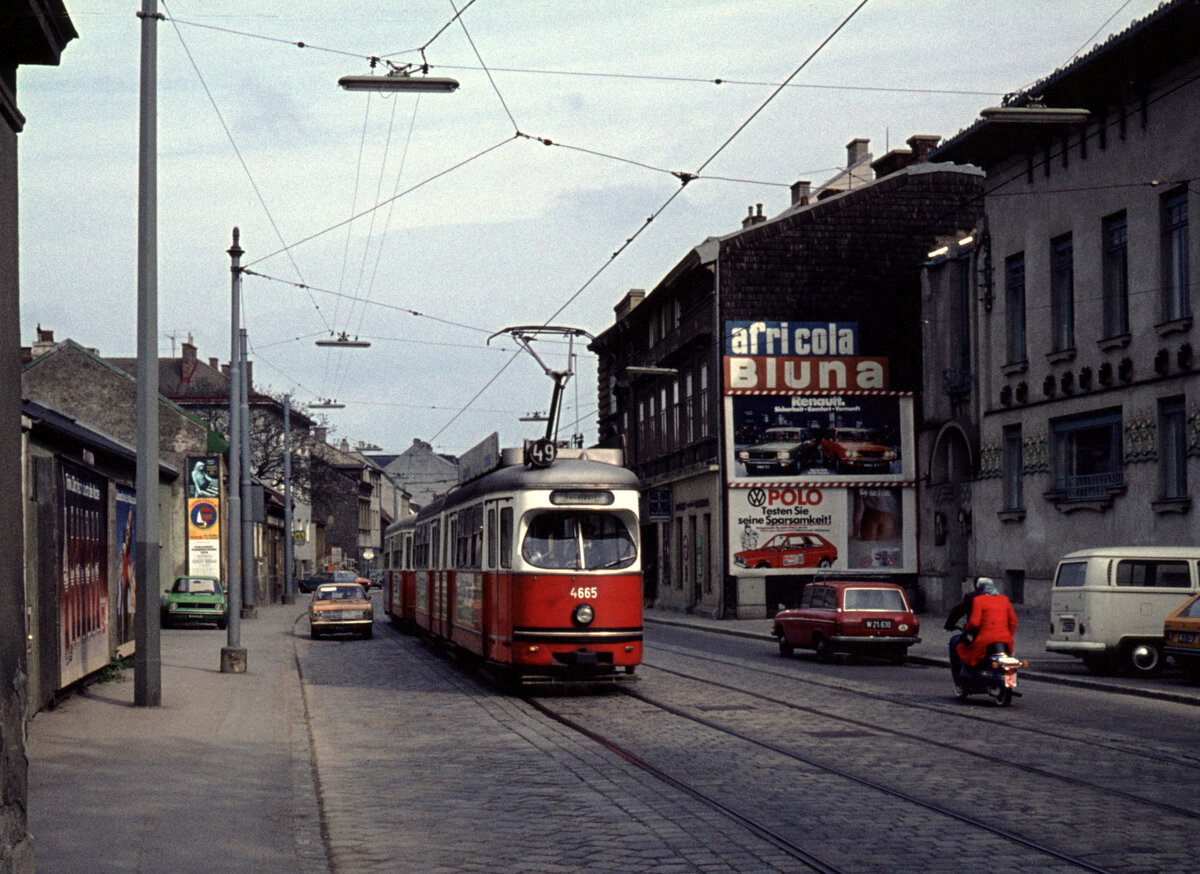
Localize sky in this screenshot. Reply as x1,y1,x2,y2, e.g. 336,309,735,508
16,0,1165,457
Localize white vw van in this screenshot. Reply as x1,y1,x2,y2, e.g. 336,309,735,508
1047,547,1200,676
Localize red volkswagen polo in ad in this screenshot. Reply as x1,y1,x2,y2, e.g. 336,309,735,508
734,532,837,570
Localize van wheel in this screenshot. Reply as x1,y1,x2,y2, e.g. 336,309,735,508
1125,642,1163,677
777,635,794,658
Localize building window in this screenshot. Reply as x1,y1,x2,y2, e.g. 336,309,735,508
954,255,971,373
683,372,694,445
1051,409,1123,500
1162,189,1190,322
671,379,681,449
1051,234,1074,353
1160,396,1187,500
699,363,710,438
1102,212,1128,338
659,386,669,453
1003,425,1023,511
1005,254,1026,365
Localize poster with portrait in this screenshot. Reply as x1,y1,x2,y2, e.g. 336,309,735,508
59,462,108,687
725,392,914,483
727,484,915,575
114,487,136,647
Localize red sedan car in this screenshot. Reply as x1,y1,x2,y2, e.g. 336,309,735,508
773,579,920,663
734,532,837,570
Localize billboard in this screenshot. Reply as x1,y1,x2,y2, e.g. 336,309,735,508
728,485,916,575
59,462,108,687
725,392,914,483
187,456,222,578
114,486,136,647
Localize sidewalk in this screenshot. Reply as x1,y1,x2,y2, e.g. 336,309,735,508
26,600,327,874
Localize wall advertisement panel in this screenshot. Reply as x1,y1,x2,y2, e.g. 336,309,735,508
114,486,136,647
59,461,108,687
728,485,916,575
187,455,222,578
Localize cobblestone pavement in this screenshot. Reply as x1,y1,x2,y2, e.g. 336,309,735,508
297,624,800,873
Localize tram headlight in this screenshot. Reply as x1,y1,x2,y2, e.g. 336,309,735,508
573,603,595,627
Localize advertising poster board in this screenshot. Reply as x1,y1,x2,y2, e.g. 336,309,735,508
114,486,136,647
187,455,222,578
59,462,108,687
725,393,914,483
727,485,916,575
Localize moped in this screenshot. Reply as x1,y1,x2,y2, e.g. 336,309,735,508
949,629,1025,706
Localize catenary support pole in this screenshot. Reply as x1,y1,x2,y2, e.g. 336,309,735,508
283,395,295,604
134,0,161,706
239,328,255,617
221,229,246,673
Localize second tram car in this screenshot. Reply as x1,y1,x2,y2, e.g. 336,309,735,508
383,445,642,685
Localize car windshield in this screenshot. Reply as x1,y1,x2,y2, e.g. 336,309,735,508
843,588,907,611
1178,596,1200,619
833,429,874,442
314,585,365,601
331,571,357,582
768,430,807,441
173,578,220,595
521,511,636,571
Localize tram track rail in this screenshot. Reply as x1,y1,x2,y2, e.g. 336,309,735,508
645,640,1200,773
526,688,1115,874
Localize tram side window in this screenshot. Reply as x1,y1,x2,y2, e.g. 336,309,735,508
521,511,635,571
487,508,497,569
466,504,483,569
500,507,513,569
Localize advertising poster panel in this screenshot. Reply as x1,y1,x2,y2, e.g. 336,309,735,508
114,486,136,647
725,393,914,483
187,456,222,578
59,462,108,687
728,485,916,575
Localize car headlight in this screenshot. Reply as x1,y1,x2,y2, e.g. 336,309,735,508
775,451,791,460
573,604,595,626
737,450,749,460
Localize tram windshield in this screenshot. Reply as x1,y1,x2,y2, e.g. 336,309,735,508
521,512,636,571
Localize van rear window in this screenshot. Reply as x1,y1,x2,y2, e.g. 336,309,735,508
1115,560,1191,588
1054,562,1087,587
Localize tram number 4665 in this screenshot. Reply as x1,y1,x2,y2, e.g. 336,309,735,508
570,587,598,599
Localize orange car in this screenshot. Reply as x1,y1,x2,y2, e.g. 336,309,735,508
820,427,897,475
309,583,374,639
1164,591,1200,684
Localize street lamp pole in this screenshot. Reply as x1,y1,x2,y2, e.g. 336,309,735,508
240,327,255,617
283,394,295,604
134,0,161,707
221,229,246,673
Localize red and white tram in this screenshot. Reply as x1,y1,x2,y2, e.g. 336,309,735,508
383,445,642,685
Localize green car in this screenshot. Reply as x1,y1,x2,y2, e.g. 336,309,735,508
162,576,228,629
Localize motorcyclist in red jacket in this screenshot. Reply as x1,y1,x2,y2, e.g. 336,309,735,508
954,577,1017,674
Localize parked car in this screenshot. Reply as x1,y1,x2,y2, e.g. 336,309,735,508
161,575,227,629
819,427,897,474
309,582,374,639
737,427,818,475
1163,590,1200,684
1047,547,1200,676
772,579,919,663
734,532,837,570
298,570,358,594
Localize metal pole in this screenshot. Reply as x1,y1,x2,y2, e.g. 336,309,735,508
134,0,161,707
283,395,295,604
239,328,256,616
221,229,246,673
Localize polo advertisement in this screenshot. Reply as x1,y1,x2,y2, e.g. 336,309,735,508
728,485,916,575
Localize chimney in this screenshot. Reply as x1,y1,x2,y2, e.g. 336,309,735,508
907,134,941,163
209,357,219,369
31,325,56,358
846,137,870,165
790,181,811,206
314,426,327,445
741,204,766,229
181,335,198,381
614,288,646,322
339,437,350,453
